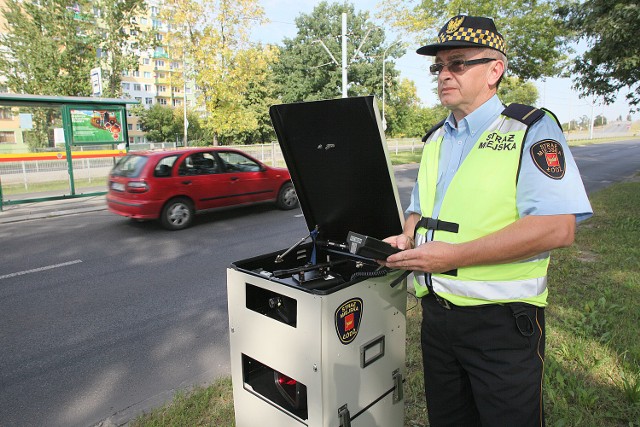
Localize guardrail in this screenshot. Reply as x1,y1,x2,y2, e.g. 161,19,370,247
0,149,126,210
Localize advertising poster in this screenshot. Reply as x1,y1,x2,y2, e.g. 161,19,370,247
71,109,125,143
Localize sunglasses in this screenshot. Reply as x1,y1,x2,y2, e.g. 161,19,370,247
430,58,497,76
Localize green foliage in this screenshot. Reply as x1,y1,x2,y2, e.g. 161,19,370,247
161,0,273,144
0,0,96,96
378,0,571,81
272,1,403,102
498,76,539,106
557,0,640,109
134,104,182,143
93,0,156,97
394,104,449,139
133,104,211,144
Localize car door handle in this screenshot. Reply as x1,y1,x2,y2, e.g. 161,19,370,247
230,176,239,181
182,180,192,185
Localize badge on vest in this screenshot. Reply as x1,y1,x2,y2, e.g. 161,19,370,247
530,139,566,179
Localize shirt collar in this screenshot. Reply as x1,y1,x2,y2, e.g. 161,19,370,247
443,95,504,136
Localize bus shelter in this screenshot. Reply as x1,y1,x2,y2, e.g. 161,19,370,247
0,94,138,210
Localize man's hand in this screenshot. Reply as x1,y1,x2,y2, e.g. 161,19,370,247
382,241,458,273
383,234,415,251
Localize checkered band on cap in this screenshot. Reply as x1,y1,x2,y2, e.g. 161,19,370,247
417,15,507,56
437,26,506,54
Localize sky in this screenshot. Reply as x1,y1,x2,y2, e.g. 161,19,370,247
250,0,637,125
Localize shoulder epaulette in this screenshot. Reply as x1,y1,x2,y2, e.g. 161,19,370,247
502,103,546,126
421,119,446,142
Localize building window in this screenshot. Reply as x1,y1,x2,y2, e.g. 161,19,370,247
144,71,151,78
156,60,165,67
173,99,182,107
0,131,16,143
157,85,166,92
121,83,130,90
132,70,140,77
155,33,163,41
136,123,142,131
122,70,129,76
133,84,141,91
127,124,133,131
143,58,150,65
145,98,153,105
144,84,152,91
0,108,14,120
157,72,166,79
159,98,167,105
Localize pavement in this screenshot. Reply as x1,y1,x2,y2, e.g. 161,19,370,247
0,194,107,224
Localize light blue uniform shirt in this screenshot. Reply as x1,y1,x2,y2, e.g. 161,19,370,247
407,95,593,222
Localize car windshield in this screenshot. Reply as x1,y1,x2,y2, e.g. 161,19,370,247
111,155,148,177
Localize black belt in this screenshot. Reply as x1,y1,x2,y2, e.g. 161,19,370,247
415,216,459,234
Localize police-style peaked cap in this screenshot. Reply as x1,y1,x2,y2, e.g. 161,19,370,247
417,15,506,56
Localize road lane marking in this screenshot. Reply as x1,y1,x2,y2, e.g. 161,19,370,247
0,259,83,280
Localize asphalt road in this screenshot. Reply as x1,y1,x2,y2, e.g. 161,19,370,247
0,140,638,427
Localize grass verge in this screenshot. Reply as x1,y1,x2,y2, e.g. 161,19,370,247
1,177,108,196
131,179,640,427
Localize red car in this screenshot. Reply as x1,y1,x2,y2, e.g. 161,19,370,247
107,147,298,230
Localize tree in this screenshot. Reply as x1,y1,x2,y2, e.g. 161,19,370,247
498,76,539,106
556,0,640,110
134,104,182,142
160,0,275,145
0,0,99,150
405,104,450,138
384,78,420,137
92,0,156,97
272,1,403,102
378,0,571,81
0,0,96,96
594,114,607,127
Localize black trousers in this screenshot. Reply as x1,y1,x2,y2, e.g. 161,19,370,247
421,294,545,427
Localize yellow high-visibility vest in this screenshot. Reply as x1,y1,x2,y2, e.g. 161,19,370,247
414,110,550,307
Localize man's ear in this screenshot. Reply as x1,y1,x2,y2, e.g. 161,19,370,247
488,60,505,87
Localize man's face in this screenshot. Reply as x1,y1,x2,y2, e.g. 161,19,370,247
433,48,501,119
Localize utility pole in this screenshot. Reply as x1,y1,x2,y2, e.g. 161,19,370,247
183,80,188,147
341,12,347,98
589,98,595,140
315,12,370,98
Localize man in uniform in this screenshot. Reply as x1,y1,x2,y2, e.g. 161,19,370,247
381,15,593,426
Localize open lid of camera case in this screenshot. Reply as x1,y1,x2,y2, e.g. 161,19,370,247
269,96,404,244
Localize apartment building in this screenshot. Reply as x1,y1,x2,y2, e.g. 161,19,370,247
0,0,197,147
119,0,198,144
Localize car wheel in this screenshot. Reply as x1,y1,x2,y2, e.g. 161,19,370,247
276,182,298,210
161,197,194,230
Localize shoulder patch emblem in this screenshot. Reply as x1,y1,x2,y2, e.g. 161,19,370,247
530,139,566,180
